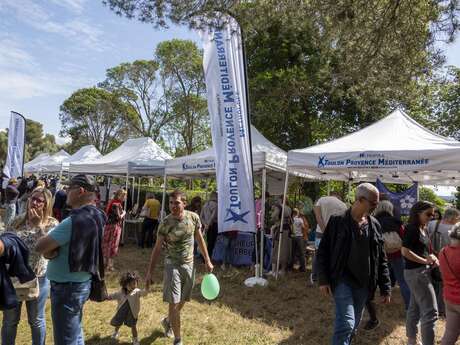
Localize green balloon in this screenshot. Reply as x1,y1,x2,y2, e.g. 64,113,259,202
201,273,220,300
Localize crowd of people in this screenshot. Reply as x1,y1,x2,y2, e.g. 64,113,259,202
0,176,459,345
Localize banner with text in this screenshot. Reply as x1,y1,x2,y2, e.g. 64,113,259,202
3,112,26,186
200,14,256,233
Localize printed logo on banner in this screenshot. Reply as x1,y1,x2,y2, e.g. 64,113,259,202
316,153,430,169
182,160,215,171
376,178,418,216
400,194,416,211
318,155,326,168
224,208,251,224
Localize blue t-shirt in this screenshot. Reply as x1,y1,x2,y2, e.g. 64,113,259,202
46,217,92,283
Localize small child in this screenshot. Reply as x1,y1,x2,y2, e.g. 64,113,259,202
108,271,148,345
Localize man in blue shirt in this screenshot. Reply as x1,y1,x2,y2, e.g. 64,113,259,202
36,174,104,345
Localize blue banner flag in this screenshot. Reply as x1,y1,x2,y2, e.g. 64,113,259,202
376,178,418,216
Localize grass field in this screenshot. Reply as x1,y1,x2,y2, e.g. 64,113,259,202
5,245,458,345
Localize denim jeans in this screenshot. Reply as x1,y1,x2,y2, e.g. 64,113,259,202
311,235,322,282
4,203,16,227
50,280,91,345
388,256,411,310
1,277,50,345
404,267,438,345
291,237,306,271
221,235,233,265
332,281,368,345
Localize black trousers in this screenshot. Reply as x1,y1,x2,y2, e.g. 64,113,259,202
140,218,159,248
206,223,218,259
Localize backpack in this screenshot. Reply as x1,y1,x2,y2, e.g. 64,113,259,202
382,231,402,254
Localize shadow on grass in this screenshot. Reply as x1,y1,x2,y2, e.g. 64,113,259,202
86,329,163,345
191,265,408,345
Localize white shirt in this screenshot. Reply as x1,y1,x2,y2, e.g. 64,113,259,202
293,216,305,237
315,196,347,233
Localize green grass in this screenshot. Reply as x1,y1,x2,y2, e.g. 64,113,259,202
4,245,457,345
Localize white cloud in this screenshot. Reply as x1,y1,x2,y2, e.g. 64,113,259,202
49,0,88,14
0,36,96,102
55,136,72,145
0,0,106,52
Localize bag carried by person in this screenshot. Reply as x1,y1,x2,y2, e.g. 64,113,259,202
107,203,122,224
382,231,402,254
12,277,39,301
140,205,150,218
428,230,442,283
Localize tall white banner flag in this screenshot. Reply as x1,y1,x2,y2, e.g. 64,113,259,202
200,14,256,233
3,111,26,186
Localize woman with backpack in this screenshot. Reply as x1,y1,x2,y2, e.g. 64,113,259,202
362,200,410,331
375,200,411,309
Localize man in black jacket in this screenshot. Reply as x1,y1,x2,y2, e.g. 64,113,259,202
317,183,391,345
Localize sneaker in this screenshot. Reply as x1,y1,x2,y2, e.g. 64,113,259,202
161,317,174,338
173,338,183,345
363,319,380,331
111,331,119,339
132,338,140,345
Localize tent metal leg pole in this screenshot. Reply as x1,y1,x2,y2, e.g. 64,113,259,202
136,177,141,211
275,172,289,280
122,172,129,244
260,168,267,277
327,180,331,195
161,173,167,221
131,177,135,206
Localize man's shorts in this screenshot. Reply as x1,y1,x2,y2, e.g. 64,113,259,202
163,261,195,304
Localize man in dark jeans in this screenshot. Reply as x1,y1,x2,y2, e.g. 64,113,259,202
317,183,391,345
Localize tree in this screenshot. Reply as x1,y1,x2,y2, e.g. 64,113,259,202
25,119,59,161
419,186,446,210
156,39,210,155
102,0,460,152
59,87,135,154
100,60,173,140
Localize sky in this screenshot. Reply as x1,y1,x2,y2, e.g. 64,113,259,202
0,1,459,146
0,0,198,144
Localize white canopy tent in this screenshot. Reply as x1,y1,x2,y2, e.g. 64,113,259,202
62,145,102,172
165,126,308,195
25,150,70,174
24,153,50,174
287,109,460,186
275,109,460,279
69,137,171,176
166,126,287,176
165,126,309,279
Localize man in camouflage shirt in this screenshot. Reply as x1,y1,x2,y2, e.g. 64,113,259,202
145,190,213,345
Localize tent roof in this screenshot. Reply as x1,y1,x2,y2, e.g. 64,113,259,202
24,153,50,173
38,150,71,173
69,137,171,176
287,109,460,185
62,145,102,170
24,150,70,174
165,126,288,176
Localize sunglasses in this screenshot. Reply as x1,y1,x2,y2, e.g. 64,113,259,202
31,196,45,204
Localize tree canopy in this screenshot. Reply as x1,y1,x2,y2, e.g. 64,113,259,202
59,87,135,154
